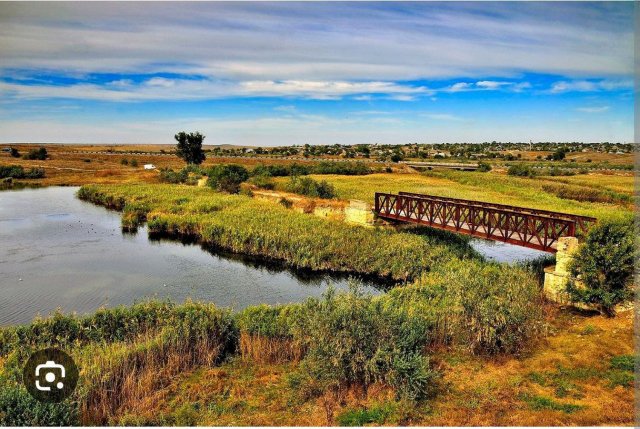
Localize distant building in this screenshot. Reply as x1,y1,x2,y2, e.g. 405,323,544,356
143,164,156,170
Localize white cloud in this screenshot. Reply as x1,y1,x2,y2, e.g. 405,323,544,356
576,106,610,113
550,79,632,93
0,79,433,102
475,80,512,89
448,82,472,92
0,2,632,82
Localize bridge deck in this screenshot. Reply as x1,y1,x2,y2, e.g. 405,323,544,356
374,192,596,252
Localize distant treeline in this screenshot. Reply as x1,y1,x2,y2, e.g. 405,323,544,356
252,161,372,176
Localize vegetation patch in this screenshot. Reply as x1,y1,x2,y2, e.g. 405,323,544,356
567,218,636,315
284,176,336,199
78,184,472,281
520,394,585,414
0,165,45,179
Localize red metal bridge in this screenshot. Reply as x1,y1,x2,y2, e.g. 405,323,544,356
374,192,596,252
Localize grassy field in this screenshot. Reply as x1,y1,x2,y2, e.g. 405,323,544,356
77,184,477,282
272,170,633,221
0,145,635,426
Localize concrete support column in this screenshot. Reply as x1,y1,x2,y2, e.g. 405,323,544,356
543,236,580,303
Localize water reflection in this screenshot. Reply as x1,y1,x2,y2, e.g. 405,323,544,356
0,187,384,326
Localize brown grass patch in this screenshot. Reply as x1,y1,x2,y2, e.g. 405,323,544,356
239,332,304,364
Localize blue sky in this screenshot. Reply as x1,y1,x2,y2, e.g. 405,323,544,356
0,2,633,145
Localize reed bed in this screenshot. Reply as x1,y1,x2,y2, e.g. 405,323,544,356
78,184,475,281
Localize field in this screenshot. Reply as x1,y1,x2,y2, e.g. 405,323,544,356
0,144,635,426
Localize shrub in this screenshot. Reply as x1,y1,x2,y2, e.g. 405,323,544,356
159,168,188,184
120,158,128,165
567,218,636,315
206,164,249,194
251,164,295,177
279,197,293,208
312,161,372,175
477,161,492,172
411,260,545,355
0,165,45,179
129,159,138,167
249,174,275,190
507,164,536,177
285,176,336,199
291,286,439,401
9,148,20,158
23,147,47,160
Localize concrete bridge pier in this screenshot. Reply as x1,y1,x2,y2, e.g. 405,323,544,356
543,236,580,303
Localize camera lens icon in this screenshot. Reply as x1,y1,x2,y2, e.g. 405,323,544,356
35,360,66,391
23,349,78,403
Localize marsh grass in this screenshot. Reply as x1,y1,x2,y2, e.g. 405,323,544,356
78,184,473,281
0,301,236,425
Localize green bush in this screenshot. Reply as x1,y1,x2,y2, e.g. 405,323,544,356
159,168,188,184
291,287,438,400
285,176,336,199
9,148,20,158
0,165,45,179
477,161,492,172
22,147,47,160
507,164,536,177
249,174,275,190
412,260,545,355
206,164,249,194
236,304,297,338
120,158,129,165
129,159,138,167
567,218,636,315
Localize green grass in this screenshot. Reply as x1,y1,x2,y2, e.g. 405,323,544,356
336,403,395,426
283,171,632,222
78,184,477,282
521,394,585,414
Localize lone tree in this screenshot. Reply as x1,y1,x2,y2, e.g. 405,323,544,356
175,131,206,165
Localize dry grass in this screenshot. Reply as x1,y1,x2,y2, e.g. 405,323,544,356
239,332,304,364
104,309,633,426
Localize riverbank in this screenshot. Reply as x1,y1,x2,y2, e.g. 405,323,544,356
77,184,480,282
0,290,633,426
0,183,634,426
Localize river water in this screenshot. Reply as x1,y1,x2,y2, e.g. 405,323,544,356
0,187,384,326
0,187,547,326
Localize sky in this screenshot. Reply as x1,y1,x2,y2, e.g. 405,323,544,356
0,1,634,145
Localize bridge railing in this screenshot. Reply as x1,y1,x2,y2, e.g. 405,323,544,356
397,191,596,234
374,192,596,252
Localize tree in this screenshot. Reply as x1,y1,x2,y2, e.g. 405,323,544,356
175,131,206,165
547,148,567,161
566,219,635,316
9,148,20,158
